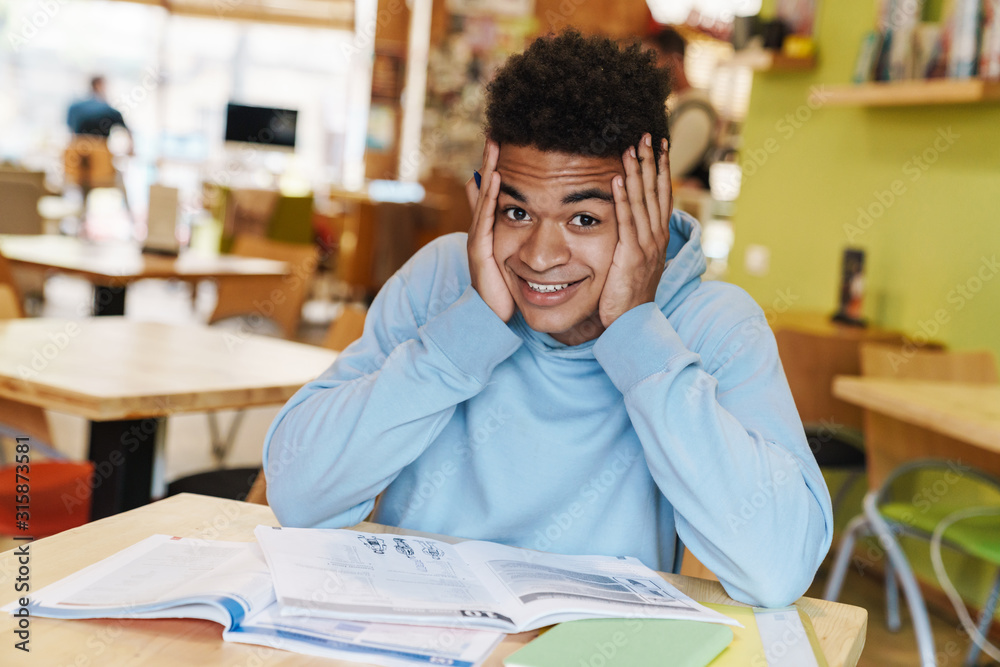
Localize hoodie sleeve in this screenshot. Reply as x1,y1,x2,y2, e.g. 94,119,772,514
263,266,523,529
593,302,833,608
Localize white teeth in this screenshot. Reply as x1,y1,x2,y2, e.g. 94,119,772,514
527,281,571,293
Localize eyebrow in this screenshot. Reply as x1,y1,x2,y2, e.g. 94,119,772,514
499,183,527,202
498,183,613,205
562,187,613,205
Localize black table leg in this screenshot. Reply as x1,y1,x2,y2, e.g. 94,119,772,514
94,285,127,316
87,417,164,520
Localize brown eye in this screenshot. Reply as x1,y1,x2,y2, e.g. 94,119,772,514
504,208,530,222
570,214,599,227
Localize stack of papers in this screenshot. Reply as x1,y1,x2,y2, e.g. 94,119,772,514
7,527,740,667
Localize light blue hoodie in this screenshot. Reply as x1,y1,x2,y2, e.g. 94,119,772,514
263,211,833,608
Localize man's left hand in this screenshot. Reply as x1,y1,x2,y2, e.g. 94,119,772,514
599,134,673,329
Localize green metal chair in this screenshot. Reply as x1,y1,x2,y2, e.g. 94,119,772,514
824,459,1000,667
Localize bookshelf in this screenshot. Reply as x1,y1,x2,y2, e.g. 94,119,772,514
810,79,1000,107
732,48,817,72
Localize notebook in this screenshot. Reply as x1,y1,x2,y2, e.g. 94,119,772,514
504,602,829,667
503,617,733,667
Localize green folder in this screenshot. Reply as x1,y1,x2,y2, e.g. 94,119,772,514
503,618,734,667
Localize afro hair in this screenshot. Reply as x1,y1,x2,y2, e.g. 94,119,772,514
485,30,671,166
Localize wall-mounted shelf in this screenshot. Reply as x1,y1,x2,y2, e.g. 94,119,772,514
811,79,1000,107
732,48,817,72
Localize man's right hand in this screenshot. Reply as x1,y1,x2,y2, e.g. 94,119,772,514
466,139,515,322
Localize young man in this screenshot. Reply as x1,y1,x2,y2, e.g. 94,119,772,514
264,31,832,608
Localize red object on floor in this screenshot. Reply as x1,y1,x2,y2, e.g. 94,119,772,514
1,461,93,537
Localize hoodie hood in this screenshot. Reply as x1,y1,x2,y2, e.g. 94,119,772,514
511,210,707,356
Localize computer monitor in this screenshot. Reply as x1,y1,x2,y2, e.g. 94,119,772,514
224,103,298,150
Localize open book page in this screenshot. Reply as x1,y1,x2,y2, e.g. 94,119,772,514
11,535,273,629
256,526,738,632
456,541,739,631
227,602,503,667
255,526,516,630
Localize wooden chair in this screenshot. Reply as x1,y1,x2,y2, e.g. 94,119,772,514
0,251,24,318
0,278,49,444
336,200,437,299
321,303,368,352
0,266,92,533
0,181,45,235
825,346,1000,666
0,285,20,320
203,236,321,468
241,303,368,508
0,253,52,447
63,136,116,191
1,230,46,315
208,235,320,340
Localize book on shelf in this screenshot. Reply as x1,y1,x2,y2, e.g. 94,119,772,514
255,525,739,633
981,0,1000,79
947,0,984,78
6,535,502,667
854,30,885,83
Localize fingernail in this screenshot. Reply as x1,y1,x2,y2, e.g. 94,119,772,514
629,146,636,158
615,176,624,187
644,134,652,147
662,138,668,151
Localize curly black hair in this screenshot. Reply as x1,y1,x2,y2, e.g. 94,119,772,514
485,30,671,166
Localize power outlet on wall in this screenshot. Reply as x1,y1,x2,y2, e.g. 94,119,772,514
744,244,771,276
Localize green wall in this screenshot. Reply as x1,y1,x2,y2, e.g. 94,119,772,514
732,0,1000,622
731,0,1000,360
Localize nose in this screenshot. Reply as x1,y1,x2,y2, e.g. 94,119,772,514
518,221,570,273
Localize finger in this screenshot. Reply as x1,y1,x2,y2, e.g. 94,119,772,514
623,144,653,248
479,141,499,204
481,171,501,238
638,133,663,248
465,174,479,214
473,172,501,245
658,138,673,239
612,174,638,249
471,142,498,236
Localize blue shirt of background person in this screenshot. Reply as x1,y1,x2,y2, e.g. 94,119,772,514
67,76,127,137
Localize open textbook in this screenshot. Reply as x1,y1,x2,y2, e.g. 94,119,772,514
7,535,501,667
255,525,739,633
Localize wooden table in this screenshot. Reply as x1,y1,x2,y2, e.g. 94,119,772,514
0,234,289,316
0,318,337,518
832,377,1000,487
0,494,868,666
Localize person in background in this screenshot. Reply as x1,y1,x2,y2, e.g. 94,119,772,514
65,75,133,224
648,27,719,189
264,30,832,609
67,76,130,140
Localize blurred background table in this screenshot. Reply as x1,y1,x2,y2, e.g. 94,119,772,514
832,377,1000,487
0,318,336,518
0,234,290,316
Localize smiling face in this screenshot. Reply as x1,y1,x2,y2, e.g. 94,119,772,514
493,144,624,345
